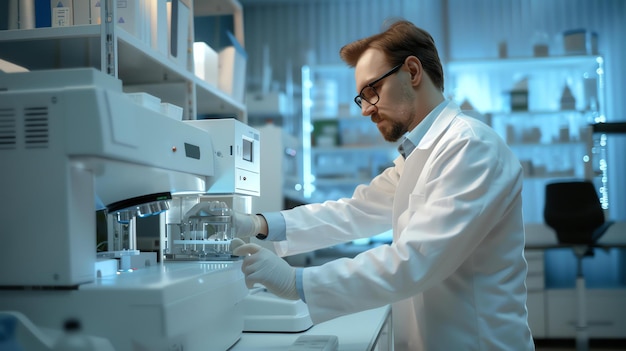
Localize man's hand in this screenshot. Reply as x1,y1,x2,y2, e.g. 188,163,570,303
232,212,263,239
231,238,299,300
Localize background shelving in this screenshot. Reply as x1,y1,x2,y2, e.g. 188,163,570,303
447,54,606,223
0,0,246,122
298,64,399,203
448,54,626,339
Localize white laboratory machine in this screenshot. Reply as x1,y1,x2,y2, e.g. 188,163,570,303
163,118,261,261
163,119,314,333
0,68,249,350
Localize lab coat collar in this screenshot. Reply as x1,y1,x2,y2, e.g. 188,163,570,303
399,100,461,159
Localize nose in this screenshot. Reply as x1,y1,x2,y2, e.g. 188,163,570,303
360,102,376,116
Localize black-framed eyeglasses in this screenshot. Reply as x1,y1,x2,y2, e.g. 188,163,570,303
354,63,403,108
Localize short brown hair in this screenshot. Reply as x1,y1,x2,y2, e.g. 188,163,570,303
339,19,444,92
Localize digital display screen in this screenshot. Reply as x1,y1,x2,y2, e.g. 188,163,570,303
242,138,253,162
184,143,200,160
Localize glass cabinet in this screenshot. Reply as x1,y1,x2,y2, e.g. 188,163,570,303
446,55,606,223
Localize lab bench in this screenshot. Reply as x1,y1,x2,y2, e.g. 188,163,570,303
230,305,392,351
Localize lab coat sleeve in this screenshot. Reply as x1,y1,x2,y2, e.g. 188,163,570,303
300,118,524,323
272,158,402,257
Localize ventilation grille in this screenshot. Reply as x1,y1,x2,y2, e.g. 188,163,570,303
23,107,49,149
0,108,16,150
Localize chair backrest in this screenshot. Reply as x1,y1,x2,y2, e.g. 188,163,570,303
544,180,605,245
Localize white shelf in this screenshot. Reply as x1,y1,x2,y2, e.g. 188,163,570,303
114,26,245,119
486,109,592,116
447,55,603,73
0,5,247,121
0,26,101,71
0,25,99,39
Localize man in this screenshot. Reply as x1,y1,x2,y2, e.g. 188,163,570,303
231,19,534,350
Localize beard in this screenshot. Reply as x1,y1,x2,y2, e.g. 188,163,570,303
378,119,407,142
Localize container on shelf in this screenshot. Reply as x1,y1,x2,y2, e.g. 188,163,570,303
194,41,219,87
531,31,550,57
218,31,247,103
560,84,576,110
311,119,339,147
509,78,529,111
311,79,338,118
563,29,598,56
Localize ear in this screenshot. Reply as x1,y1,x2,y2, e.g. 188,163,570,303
405,56,422,85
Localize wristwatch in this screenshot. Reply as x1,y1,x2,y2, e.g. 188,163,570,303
255,233,267,240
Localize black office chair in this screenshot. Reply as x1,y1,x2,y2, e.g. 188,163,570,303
543,180,613,351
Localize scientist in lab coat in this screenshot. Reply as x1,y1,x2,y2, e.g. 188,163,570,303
231,19,534,350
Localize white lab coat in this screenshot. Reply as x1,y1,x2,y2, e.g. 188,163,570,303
273,101,534,350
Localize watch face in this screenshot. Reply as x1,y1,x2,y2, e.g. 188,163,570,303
255,233,267,240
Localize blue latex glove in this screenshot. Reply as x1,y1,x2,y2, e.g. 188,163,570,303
231,238,299,300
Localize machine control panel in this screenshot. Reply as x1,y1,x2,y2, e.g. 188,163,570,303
186,119,261,196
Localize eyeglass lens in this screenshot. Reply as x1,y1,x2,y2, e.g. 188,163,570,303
356,87,379,107
354,63,402,108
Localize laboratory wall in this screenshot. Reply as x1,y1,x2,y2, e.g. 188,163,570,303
241,0,446,89
240,0,626,220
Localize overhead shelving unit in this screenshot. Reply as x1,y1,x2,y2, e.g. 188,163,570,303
0,0,246,122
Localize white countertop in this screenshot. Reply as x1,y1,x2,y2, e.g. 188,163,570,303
524,221,626,249
229,305,391,351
